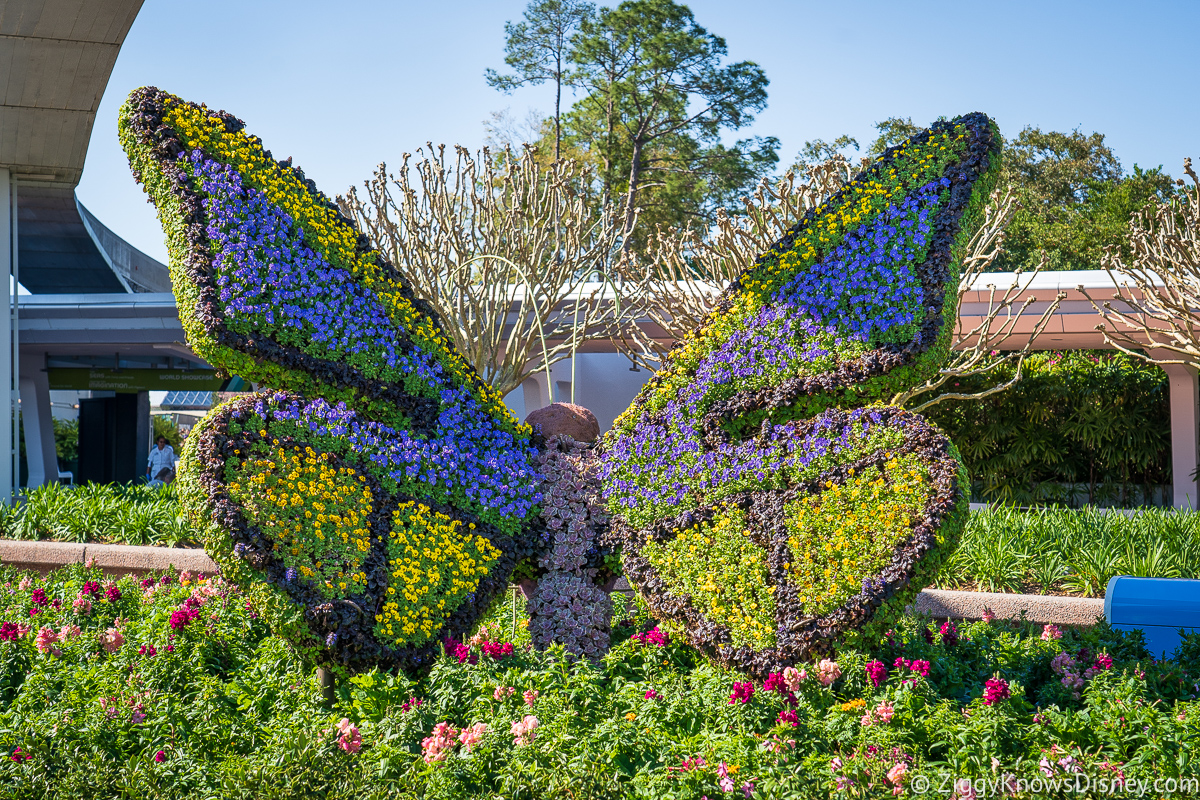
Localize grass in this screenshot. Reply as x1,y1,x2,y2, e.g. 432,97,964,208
0,482,195,548
935,505,1200,596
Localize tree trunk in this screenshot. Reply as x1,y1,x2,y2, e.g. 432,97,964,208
621,138,643,254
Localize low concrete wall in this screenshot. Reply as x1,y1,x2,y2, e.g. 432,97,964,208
0,539,218,577
0,543,1107,626
912,588,1104,626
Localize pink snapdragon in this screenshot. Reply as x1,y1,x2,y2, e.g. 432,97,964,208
865,660,887,688
783,666,805,693
644,689,659,700
983,678,1011,706
887,762,908,789
511,715,539,746
100,627,124,654
981,607,996,624
34,626,60,655
717,761,735,793
523,689,539,707
631,626,669,647
335,718,362,753
493,686,515,701
817,659,841,687
457,722,488,753
1041,623,1063,641
58,624,81,640
72,595,92,614
421,722,459,763
729,682,755,704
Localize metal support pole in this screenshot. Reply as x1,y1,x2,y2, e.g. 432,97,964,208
0,170,14,504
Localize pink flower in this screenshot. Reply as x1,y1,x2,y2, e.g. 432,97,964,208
717,761,735,793
154,750,166,763
335,718,362,754
729,682,755,704
18,577,31,591
874,700,894,724
951,778,977,800
887,762,908,786
631,626,669,646
860,711,874,727
644,689,659,700
457,722,488,753
865,660,887,688
100,627,124,654
59,624,81,640
493,686,515,701
776,709,799,727
511,714,539,746
1041,624,1063,641
983,679,1010,706
130,711,146,725
421,721,459,763
817,659,841,687
782,666,804,693
1094,652,1113,671
34,626,60,655
981,606,996,624
523,689,539,707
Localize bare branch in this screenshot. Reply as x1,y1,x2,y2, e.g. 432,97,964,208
1082,157,1200,367
337,145,639,399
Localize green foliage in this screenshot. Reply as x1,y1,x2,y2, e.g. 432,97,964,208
151,415,182,449
937,505,1200,596
3,563,1199,799
563,0,778,234
866,116,927,157
0,482,193,547
993,126,1176,271
52,418,78,465
484,0,594,161
925,351,1171,506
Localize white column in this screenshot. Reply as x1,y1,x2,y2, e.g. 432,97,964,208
0,170,13,503
1164,363,1199,509
522,372,552,414
19,355,57,488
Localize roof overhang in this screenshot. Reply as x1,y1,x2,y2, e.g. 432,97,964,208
0,0,146,188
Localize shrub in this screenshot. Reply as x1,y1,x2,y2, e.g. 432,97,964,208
601,114,1001,677
926,350,1171,506
118,88,542,672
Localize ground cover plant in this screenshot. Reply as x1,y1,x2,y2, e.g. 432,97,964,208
1,563,1198,799
119,88,544,672
601,114,1001,677
0,483,193,548
936,505,1200,597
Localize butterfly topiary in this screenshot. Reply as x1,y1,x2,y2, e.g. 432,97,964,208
600,113,1000,679
119,87,542,672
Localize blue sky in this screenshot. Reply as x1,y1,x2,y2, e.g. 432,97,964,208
77,0,1200,264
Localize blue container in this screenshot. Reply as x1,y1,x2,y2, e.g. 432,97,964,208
1104,576,1200,660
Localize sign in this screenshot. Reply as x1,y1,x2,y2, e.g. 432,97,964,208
47,368,224,392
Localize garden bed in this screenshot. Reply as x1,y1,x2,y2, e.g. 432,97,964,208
0,561,1196,799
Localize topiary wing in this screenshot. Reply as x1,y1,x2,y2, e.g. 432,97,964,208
601,114,1000,678
119,88,541,672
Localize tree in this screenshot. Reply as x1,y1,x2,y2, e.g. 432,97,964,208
338,145,638,399
565,0,777,241
994,127,1175,271
792,134,859,170
485,0,595,162
867,116,923,157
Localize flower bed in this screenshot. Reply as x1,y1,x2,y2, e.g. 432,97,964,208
1,563,1197,799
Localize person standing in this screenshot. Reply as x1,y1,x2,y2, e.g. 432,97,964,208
147,435,177,485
